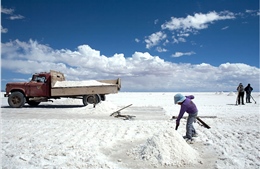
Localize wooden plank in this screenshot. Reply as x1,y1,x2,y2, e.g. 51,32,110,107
98,78,121,89
171,116,217,119
196,117,211,129
110,104,135,120
171,115,212,129
110,104,133,116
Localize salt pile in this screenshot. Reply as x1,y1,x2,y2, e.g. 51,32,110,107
53,80,112,87
127,129,201,167
215,91,224,95
87,101,118,115
227,92,236,96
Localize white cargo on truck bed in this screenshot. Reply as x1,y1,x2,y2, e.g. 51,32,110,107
53,80,113,88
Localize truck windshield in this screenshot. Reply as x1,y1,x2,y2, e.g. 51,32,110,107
32,76,46,83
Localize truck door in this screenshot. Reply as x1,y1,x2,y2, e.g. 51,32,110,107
28,76,48,97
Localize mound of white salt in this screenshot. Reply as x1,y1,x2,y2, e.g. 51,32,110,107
127,129,201,167
227,92,236,96
87,101,118,115
59,98,83,105
53,80,112,87
215,91,224,95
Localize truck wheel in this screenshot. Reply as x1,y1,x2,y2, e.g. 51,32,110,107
83,94,101,106
8,91,25,108
96,94,101,103
27,100,41,107
100,94,106,101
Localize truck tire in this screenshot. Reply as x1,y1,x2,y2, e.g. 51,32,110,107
27,100,41,107
8,91,25,108
83,94,101,106
100,94,106,101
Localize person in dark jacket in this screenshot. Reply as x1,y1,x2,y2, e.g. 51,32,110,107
236,83,245,105
244,84,253,103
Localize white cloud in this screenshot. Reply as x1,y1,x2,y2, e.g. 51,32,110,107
154,19,159,24
156,47,167,52
172,51,195,57
1,6,24,20
245,9,260,16
172,35,188,44
1,40,259,92
1,25,8,33
145,31,167,49
144,11,235,50
221,26,229,30
245,10,255,13
135,38,140,43
9,14,25,20
177,33,190,37
1,6,14,14
162,11,235,32
177,37,186,43
172,52,184,57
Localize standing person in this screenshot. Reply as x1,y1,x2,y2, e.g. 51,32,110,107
244,84,253,103
174,94,198,142
236,83,245,105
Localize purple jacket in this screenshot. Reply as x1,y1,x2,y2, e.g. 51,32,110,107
176,95,198,122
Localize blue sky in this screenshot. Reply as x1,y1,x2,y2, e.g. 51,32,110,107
1,0,259,92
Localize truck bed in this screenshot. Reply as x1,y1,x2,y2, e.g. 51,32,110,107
51,79,121,96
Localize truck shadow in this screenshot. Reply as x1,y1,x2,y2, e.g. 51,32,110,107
226,104,238,106
1,105,86,109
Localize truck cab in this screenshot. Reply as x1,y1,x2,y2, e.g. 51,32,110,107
4,72,52,108
28,72,51,97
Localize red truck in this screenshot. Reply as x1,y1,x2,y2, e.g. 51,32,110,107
4,70,121,108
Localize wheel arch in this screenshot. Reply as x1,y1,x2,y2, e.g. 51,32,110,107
10,89,26,97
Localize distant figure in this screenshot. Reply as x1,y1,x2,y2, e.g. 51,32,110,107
244,84,253,103
174,94,198,142
236,83,245,105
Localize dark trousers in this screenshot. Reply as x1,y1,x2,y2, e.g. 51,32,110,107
238,92,245,104
246,93,251,103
